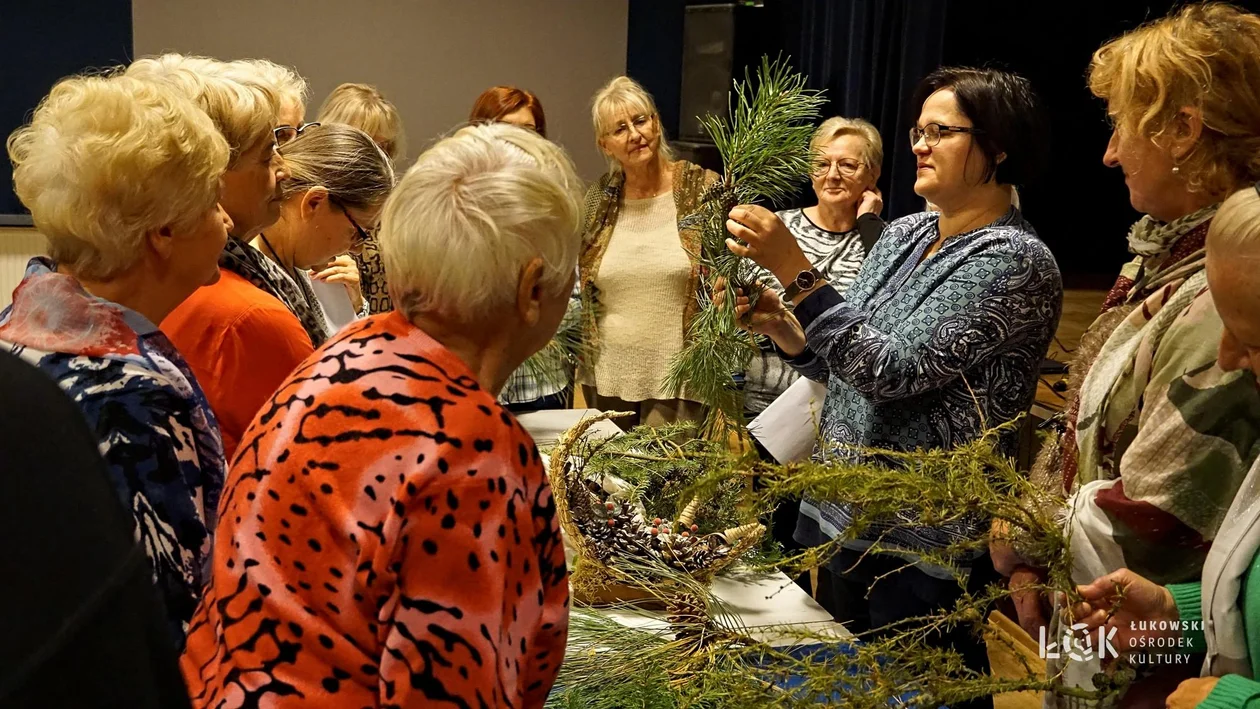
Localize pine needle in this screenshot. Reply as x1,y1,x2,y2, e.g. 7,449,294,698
663,55,826,436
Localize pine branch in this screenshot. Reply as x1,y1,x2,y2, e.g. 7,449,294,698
664,55,825,435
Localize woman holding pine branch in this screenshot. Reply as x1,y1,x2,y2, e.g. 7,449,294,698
723,67,1062,709
578,76,718,429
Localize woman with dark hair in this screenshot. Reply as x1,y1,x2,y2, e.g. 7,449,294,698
724,67,1062,703
470,85,547,137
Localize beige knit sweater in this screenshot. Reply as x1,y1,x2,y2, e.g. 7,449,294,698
591,192,693,402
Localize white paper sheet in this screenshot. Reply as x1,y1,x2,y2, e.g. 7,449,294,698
747,377,828,463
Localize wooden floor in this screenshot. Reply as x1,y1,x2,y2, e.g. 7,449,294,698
1035,289,1107,412
1049,289,1107,361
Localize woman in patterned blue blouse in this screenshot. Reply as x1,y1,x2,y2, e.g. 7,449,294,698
1,73,233,647
725,67,1063,706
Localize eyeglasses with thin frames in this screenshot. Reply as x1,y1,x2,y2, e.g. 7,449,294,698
812,158,865,178
274,121,321,146
332,199,372,251
909,123,984,148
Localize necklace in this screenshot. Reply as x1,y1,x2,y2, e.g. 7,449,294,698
257,232,298,282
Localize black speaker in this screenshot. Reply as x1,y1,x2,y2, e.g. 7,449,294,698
677,2,767,144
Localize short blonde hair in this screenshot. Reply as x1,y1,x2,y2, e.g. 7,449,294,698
219,58,309,119
126,53,278,166
811,116,883,176
7,74,229,280
1089,3,1260,196
380,123,582,324
317,83,406,161
591,76,675,173
279,124,395,212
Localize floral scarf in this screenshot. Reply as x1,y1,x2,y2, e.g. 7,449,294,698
1054,204,1218,491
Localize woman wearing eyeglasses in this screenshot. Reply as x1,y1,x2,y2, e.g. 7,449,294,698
166,124,394,460
743,116,885,419
248,124,393,344
579,76,718,428
724,67,1061,707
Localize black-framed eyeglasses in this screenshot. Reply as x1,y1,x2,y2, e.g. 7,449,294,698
332,199,372,251
274,121,321,145
909,123,984,147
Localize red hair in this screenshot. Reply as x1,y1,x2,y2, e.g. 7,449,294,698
469,86,547,138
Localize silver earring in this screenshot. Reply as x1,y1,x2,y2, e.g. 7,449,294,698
1172,166,1181,174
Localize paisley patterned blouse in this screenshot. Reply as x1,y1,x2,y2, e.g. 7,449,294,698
790,209,1062,575
0,257,225,643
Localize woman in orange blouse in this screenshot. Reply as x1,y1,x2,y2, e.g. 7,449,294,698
182,123,581,708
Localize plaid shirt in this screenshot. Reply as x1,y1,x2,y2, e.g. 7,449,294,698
499,280,581,405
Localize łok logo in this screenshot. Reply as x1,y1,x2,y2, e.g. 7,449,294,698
1039,623,1118,662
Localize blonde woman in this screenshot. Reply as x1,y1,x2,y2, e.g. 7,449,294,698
0,73,232,643
184,123,573,709
990,5,1260,652
1070,186,1260,709
130,54,306,461
249,124,395,340
580,76,718,428
219,58,310,134
318,82,406,316
744,116,886,416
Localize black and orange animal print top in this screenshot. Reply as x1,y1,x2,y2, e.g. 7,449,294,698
181,312,570,708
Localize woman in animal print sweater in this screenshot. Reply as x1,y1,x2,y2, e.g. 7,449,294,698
182,123,580,708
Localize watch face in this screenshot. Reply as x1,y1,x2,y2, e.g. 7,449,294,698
795,270,818,290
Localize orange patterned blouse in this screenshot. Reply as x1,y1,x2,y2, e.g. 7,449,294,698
182,312,569,708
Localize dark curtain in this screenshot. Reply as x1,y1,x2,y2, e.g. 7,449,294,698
781,0,948,220
627,0,687,139
0,0,133,221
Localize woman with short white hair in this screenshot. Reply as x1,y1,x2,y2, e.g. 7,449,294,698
183,123,574,709
0,73,233,645
221,58,310,135
580,75,718,428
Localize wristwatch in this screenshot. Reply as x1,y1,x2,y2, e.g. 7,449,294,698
782,267,825,302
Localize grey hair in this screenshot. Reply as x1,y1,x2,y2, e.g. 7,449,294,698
277,123,396,213
380,122,583,324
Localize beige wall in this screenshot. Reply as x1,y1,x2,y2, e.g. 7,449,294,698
131,0,627,181
0,227,46,308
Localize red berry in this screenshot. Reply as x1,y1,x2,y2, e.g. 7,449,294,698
650,527,659,535
605,502,615,511
607,519,616,527
681,531,690,538
690,524,699,532
653,518,662,526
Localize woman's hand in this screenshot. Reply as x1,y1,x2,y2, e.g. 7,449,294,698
1071,568,1179,656
713,278,807,357
990,518,1026,577
857,187,883,218
1166,677,1219,709
311,255,364,313
726,204,812,286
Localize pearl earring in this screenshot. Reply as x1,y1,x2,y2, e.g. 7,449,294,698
1172,166,1181,174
